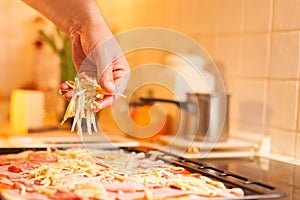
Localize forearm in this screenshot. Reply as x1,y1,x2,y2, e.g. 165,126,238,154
22,0,107,36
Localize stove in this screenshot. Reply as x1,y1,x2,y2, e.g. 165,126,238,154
194,156,300,200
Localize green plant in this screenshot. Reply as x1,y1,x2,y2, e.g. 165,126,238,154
39,28,77,82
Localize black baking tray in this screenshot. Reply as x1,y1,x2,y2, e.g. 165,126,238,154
0,146,287,199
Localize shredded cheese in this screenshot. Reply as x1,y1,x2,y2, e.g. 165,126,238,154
4,149,244,199
60,73,126,137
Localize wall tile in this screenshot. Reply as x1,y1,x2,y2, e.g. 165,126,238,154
236,79,266,127
107,0,139,32
227,79,267,134
115,0,165,30
195,37,216,59
0,0,11,35
0,37,8,64
266,81,298,130
273,0,300,30
296,133,300,160
164,0,218,36
122,0,166,29
160,0,181,31
224,79,239,121
270,129,296,157
245,0,272,32
191,0,220,35
214,36,242,78
298,86,300,131
218,0,243,34
269,32,300,79
240,34,269,78
0,62,30,99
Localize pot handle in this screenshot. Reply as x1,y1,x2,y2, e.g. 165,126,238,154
139,97,188,110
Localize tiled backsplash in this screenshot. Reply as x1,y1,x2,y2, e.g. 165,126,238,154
0,0,299,159
103,0,300,159
101,0,300,159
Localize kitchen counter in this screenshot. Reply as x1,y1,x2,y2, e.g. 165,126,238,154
0,128,139,148
192,156,300,200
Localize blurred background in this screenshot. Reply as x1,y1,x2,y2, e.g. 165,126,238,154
0,0,299,161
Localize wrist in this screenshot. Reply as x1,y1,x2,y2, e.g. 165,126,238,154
67,13,114,57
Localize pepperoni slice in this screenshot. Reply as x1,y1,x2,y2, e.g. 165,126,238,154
8,162,33,173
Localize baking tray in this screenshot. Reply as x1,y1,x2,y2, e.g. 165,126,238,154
122,146,287,200
0,146,287,199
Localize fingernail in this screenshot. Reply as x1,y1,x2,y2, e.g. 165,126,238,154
92,101,103,112
107,81,115,91
60,82,69,90
63,92,73,101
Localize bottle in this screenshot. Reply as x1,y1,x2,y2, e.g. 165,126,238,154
164,54,215,100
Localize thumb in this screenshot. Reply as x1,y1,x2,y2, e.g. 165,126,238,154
99,65,115,93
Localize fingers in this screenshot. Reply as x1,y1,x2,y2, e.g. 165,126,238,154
59,82,74,101
99,65,116,93
60,82,71,90
63,91,73,101
112,57,130,81
97,56,130,90
91,96,114,112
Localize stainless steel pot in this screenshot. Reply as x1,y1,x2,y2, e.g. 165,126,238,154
140,93,229,142
185,93,229,142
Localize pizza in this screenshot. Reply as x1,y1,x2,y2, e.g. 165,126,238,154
0,148,244,199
